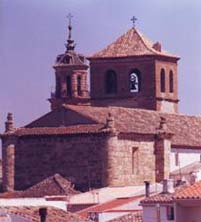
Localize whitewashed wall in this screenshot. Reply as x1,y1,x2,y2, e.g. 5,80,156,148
0,198,66,210
143,205,175,222
170,149,201,172
176,205,201,222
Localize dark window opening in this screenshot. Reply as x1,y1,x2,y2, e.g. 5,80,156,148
132,147,139,174
56,77,61,98
105,70,117,94
129,69,141,93
66,76,72,96
167,206,174,220
175,152,179,167
77,76,82,96
160,69,166,92
169,71,174,93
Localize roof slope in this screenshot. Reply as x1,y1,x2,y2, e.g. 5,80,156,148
78,195,144,218
90,28,178,59
5,105,201,148
20,173,80,198
63,105,201,148
0,174,80,198
175,181,201,199
141,180,201,203
0,206,91,222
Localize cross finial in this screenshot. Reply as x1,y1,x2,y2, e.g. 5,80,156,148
67,13,73,27
131,16,137,28
65,13,75,52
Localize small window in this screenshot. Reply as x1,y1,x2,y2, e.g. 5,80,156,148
160,69,165,93
132,147,139,174
169,71,174,93
56,77,61,98
77,76,82,96
175,152,179,166
167,206,174,220
66,76,72,96
105,70,117,94
129,70,140,93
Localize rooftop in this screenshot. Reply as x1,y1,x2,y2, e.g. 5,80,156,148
0,206,91,222
0,174,79,198
141,180,201,204
8,105,201,149
90,28,179,59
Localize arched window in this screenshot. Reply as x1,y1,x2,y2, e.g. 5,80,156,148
169,70,174,93
129,69,140,93
56,77,61,98
105,70,117,94
77,76,82,96
66,76,72,96
160,69,165,93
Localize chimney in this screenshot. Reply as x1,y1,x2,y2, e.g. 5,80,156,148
162,179,174,194
153,42,162,52
105,112,117,135
190,172,198,185
39,208,47,222
106,112,115,129
5,112,14,133
159,116,167,131
144,181,150,197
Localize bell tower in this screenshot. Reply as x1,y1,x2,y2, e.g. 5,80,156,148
49,14,89,110
88,24,180,113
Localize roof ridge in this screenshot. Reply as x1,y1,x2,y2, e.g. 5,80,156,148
134,28,158,55
53,174,70,194
89,27,178,59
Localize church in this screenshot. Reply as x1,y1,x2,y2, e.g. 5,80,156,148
2,17,201,192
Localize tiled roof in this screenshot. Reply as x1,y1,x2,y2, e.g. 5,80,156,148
63,105,201,148
141,193,174,204
90,28,178,59
0,206,91,222
174,181,201,199
78,195,144,218
141,181,201,204
0,174,80,198
107,212,143,222
5,105,201,148
5,124,104,137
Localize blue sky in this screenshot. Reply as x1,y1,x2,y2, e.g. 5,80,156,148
1,0,201,131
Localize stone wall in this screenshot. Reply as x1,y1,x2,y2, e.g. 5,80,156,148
14,134,107,191
105,134,156,186
2,132,157,191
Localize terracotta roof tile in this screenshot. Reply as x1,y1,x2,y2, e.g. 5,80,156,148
106,211,142,222
8,124,104,137
141,193,174,204
5,105,201,148
78,195,144,218
62,105,201,148
174,181,201,199
0,174,80,198
90,28,178,59
141,181,201,204
0,206,91,222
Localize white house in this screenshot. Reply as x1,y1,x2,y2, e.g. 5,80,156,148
141,180,201,222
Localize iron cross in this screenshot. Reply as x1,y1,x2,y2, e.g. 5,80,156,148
131,16,137,28
67,13,73,26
